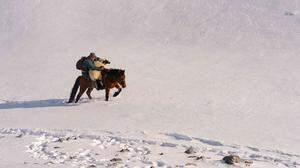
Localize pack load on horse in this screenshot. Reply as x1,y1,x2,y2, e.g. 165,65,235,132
67,52,126,103
76,57,87,71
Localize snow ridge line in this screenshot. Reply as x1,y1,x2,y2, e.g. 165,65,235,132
0,128,299,167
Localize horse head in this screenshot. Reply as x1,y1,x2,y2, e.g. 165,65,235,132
118,70,126,88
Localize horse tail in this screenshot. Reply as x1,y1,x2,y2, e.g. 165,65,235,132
67,76,81,103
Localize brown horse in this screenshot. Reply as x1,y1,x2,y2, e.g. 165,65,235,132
67,69,126,103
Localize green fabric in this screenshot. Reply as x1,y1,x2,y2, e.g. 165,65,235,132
82,59,100,70
81,59,101,79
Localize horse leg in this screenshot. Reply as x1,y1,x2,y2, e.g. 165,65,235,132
75,86,87,103
113,84,122,97
105,87,110,101
67,76,81,103
86,88,93,99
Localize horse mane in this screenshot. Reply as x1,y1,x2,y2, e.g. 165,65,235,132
105,69,125,78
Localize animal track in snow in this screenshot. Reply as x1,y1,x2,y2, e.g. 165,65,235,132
0,128,299,167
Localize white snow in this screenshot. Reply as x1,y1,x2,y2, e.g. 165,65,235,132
1,128,299,167
0,0,300,167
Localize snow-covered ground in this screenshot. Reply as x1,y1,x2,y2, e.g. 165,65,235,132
1,128,299,167
0,0,300,167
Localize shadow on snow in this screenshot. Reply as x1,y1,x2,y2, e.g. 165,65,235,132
0,99,90,109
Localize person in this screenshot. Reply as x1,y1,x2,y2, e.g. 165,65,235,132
81,52,105,90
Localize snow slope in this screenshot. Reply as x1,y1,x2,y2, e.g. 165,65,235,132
0,0,300,167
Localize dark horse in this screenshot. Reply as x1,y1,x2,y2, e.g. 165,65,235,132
67,69,126,103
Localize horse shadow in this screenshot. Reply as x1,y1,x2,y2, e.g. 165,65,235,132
0,98,90,110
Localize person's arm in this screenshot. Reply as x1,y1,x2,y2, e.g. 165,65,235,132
95,57,105,62
96,57,110,64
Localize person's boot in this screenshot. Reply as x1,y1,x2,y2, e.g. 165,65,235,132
96,80,105,90
92,81,99,90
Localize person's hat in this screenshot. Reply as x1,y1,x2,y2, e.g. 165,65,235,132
89,52,96,57
88,52,97,59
